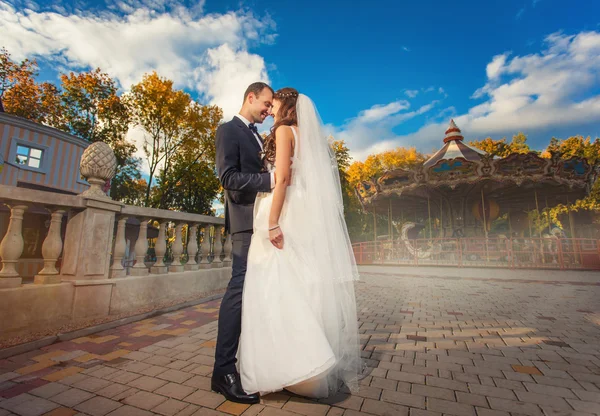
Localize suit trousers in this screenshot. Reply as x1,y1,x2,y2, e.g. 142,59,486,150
213,231,253,377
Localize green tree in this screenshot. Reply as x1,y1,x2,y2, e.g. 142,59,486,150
152,103,223,213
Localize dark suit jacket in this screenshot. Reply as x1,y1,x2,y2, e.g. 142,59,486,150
215,116,271,234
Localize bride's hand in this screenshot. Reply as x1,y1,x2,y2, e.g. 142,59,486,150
269,225,284,249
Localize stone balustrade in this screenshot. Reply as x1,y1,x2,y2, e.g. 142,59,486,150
0,142,230,340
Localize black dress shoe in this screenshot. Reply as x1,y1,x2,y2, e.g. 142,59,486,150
211,373,260,404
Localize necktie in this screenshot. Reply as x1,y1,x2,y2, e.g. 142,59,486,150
248,123,259,135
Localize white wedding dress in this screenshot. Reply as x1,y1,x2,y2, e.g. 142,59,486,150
237,95,362,398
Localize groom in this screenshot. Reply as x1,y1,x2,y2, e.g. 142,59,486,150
212,82,275,404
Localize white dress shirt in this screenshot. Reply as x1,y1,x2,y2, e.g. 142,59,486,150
235,114,275,188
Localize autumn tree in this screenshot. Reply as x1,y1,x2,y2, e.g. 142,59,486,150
0,48,63,125
347,147,426,188
542,136,600,221
59,68,137,201
124,72,199,206
469,132,533,158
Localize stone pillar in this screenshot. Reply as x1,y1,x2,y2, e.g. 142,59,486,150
130,218,149,276
61,141,121,281
35,208,67,284
185,224,199,271
223,232,232,267
109,216,128,278
169,222,185,273
0,204,28,288
199,225,212,269
212,226,223,268
151,220,168,274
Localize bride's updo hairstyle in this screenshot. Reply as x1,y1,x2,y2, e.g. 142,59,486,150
263,87,299,165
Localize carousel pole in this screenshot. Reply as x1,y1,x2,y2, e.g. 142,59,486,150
427,196,432,240
388,198,392,240
440,197,443,238
481,188,489,263
545,196,551,235
534,190,545,264
534,190,542,237
567,196,581,265
480,189,488,239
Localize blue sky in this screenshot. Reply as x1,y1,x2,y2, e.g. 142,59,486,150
2,0,600,166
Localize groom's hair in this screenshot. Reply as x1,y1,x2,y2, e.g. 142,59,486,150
244,82,274,102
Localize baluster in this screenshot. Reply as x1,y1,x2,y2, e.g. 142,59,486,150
223,232,232,267
170,222,185,273
130,217,149,276
151,220,168,274
199,225,212,269
109,215,128,278
212,226,224,268
0,204,28,288
35,208,67,284
185,224,199,271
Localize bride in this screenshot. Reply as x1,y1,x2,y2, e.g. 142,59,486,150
237,88,362,398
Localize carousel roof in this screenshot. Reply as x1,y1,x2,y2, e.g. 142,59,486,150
355,120,599,217
423,120,485,168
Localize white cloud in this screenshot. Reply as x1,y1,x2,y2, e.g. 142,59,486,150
0,0,274,120
405,89,419,98
0,0,275,175
356,101,410,124
402,46,410,52
335,30,600,162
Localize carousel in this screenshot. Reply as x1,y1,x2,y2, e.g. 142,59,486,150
354,120,600,269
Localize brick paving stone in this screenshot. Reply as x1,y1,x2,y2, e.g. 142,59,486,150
124,391,169,410
128,376,169,392
156,369,193,384
44,408,79,416
386,370,425,385
29,382,70,398
282,397,330,416
514,391,572,410
154,383,196,400
74,396,122,416
426,376,469,393
381,390,425,409
456,392,488,408
565,399,600,413
49,388,95,407
369,377,397,391
175,404,200,416
106,405,154,416
474,408,509,416
95,383,132,399
182,390,225,408
183,376,211,391
522,382,577,398
426,398,476,416
360,398,409,416
468,384,516,400
411,384,455,401
487,397,543,416
410,409,442,416
152,399,189,416
110,371,143,384
353,385,382,400
72,376,112,392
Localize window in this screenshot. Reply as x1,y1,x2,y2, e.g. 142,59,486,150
8,138,52,174
15,145,43,169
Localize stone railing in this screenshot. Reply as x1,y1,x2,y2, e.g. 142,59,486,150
0,142,230,339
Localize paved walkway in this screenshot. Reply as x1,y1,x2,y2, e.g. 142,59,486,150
1,269,599,416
